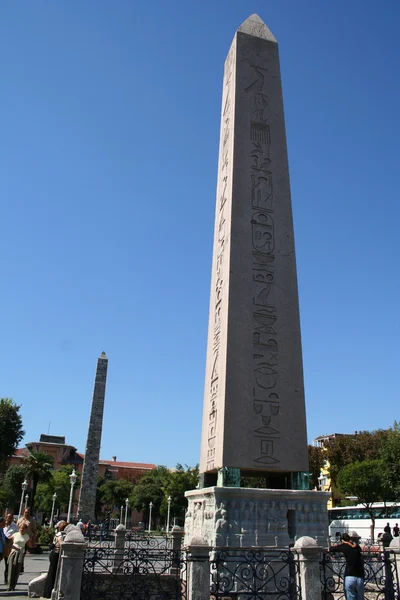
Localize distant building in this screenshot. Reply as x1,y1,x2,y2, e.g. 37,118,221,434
10,434,156,522
313,433,346,509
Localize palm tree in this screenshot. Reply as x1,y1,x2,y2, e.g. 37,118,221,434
22,451,53,512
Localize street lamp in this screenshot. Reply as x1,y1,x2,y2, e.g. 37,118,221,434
50,492,57,527
18,480,28,519
120,505,124,525
67,469,77,523
148,502,153,534
166,496,172,534
124,498,129,528
24,493,29,510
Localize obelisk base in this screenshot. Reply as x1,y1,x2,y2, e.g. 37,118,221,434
184,487,330,548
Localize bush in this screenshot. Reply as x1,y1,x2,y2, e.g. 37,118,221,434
37,526,55,546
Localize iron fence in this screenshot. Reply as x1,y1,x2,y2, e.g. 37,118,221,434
321,549,400,600
210,548,302,599
81,535,186,600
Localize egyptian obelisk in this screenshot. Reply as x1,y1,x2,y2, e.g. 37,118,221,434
200,14,308,484
78,352,108,522
186,15,330,547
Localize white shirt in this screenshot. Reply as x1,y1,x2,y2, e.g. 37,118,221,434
4,522,18,539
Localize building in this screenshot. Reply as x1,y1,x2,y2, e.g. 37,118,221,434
313,433,346,508
10,434,156,522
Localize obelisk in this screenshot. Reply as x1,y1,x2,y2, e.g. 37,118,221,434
199,14,308,485
78,352,108,522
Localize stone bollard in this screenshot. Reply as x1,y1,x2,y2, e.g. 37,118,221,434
170,525,184,576
187,536,211,600
52,525,86,600
293,536,323,600
112,524,126,574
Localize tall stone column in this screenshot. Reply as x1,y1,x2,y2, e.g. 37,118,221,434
78,352,108,522
199,14,308,483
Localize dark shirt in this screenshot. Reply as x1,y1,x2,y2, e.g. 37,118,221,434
329,542,364,578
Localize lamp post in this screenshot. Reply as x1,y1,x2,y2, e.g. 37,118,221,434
166,496,172,534
67,469,77,523
50,492,57,527
124,498,129,528
18,480,28,519
148,502,153,534
24,493,29,510
120,505,124,525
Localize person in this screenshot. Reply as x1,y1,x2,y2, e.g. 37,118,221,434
384,522,391,534
17,508,36,572
0,518,7,563
77,519,85,532
42,521,67,598
393,523,399,537
329,532,364,600
3,513,17,584
7,521,31,591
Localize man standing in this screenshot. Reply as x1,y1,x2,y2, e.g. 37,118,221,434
393,523,399,537
3,513,17,584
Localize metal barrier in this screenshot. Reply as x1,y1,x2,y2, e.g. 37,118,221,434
210,548,302,599
321,549,400,600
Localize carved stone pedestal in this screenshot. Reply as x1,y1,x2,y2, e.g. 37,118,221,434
184,487,330,548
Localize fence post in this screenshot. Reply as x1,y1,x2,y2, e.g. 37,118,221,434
293,536,323,600
187,536,211,600
52,525,86,600
170,525,184,576
112,524,126,574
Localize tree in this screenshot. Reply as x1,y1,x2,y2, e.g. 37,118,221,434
98,479,135,515
163,464,199,523
324,430,388,486
308,445,325,490
0,398,25,472
130,466,169,526
22,451,53,511
0,465,26,512
336,460,387,542
36,465,81,516
380,422,400,501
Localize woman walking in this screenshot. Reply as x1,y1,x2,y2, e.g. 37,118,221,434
42,521,67,598
7,521,31,591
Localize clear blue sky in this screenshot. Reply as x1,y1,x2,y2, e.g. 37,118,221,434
1,0,399,468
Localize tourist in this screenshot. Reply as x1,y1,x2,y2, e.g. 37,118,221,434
7,521,31,591
329,532,364,600
384,522,391,534
17,508,36,572
0,517,7,562
3,513,17,584
393,523,399,537
43,521,67,598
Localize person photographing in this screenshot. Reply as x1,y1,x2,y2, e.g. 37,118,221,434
329,532,364,599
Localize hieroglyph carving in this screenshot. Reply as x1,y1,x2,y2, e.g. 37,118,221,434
206,46,235,471
245,60,281,468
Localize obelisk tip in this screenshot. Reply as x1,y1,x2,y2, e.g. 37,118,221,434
237,14,277,43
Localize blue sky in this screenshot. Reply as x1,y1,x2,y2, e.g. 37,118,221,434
1,0,399,469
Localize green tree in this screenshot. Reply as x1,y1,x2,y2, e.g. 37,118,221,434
336,459,387,542
163,464,199,523
380,422,400,501
36,465,81,516
130,466,170,527
0,465,26,512
308,445,325,490
0,398,25,472
22,451,53,511
324,430,388,486
98,479,135,515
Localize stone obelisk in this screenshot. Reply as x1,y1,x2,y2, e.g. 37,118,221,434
185,15,329,549
78,352,108,522
199,14,308,486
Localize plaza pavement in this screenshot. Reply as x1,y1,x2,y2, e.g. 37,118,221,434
0,552,50,599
